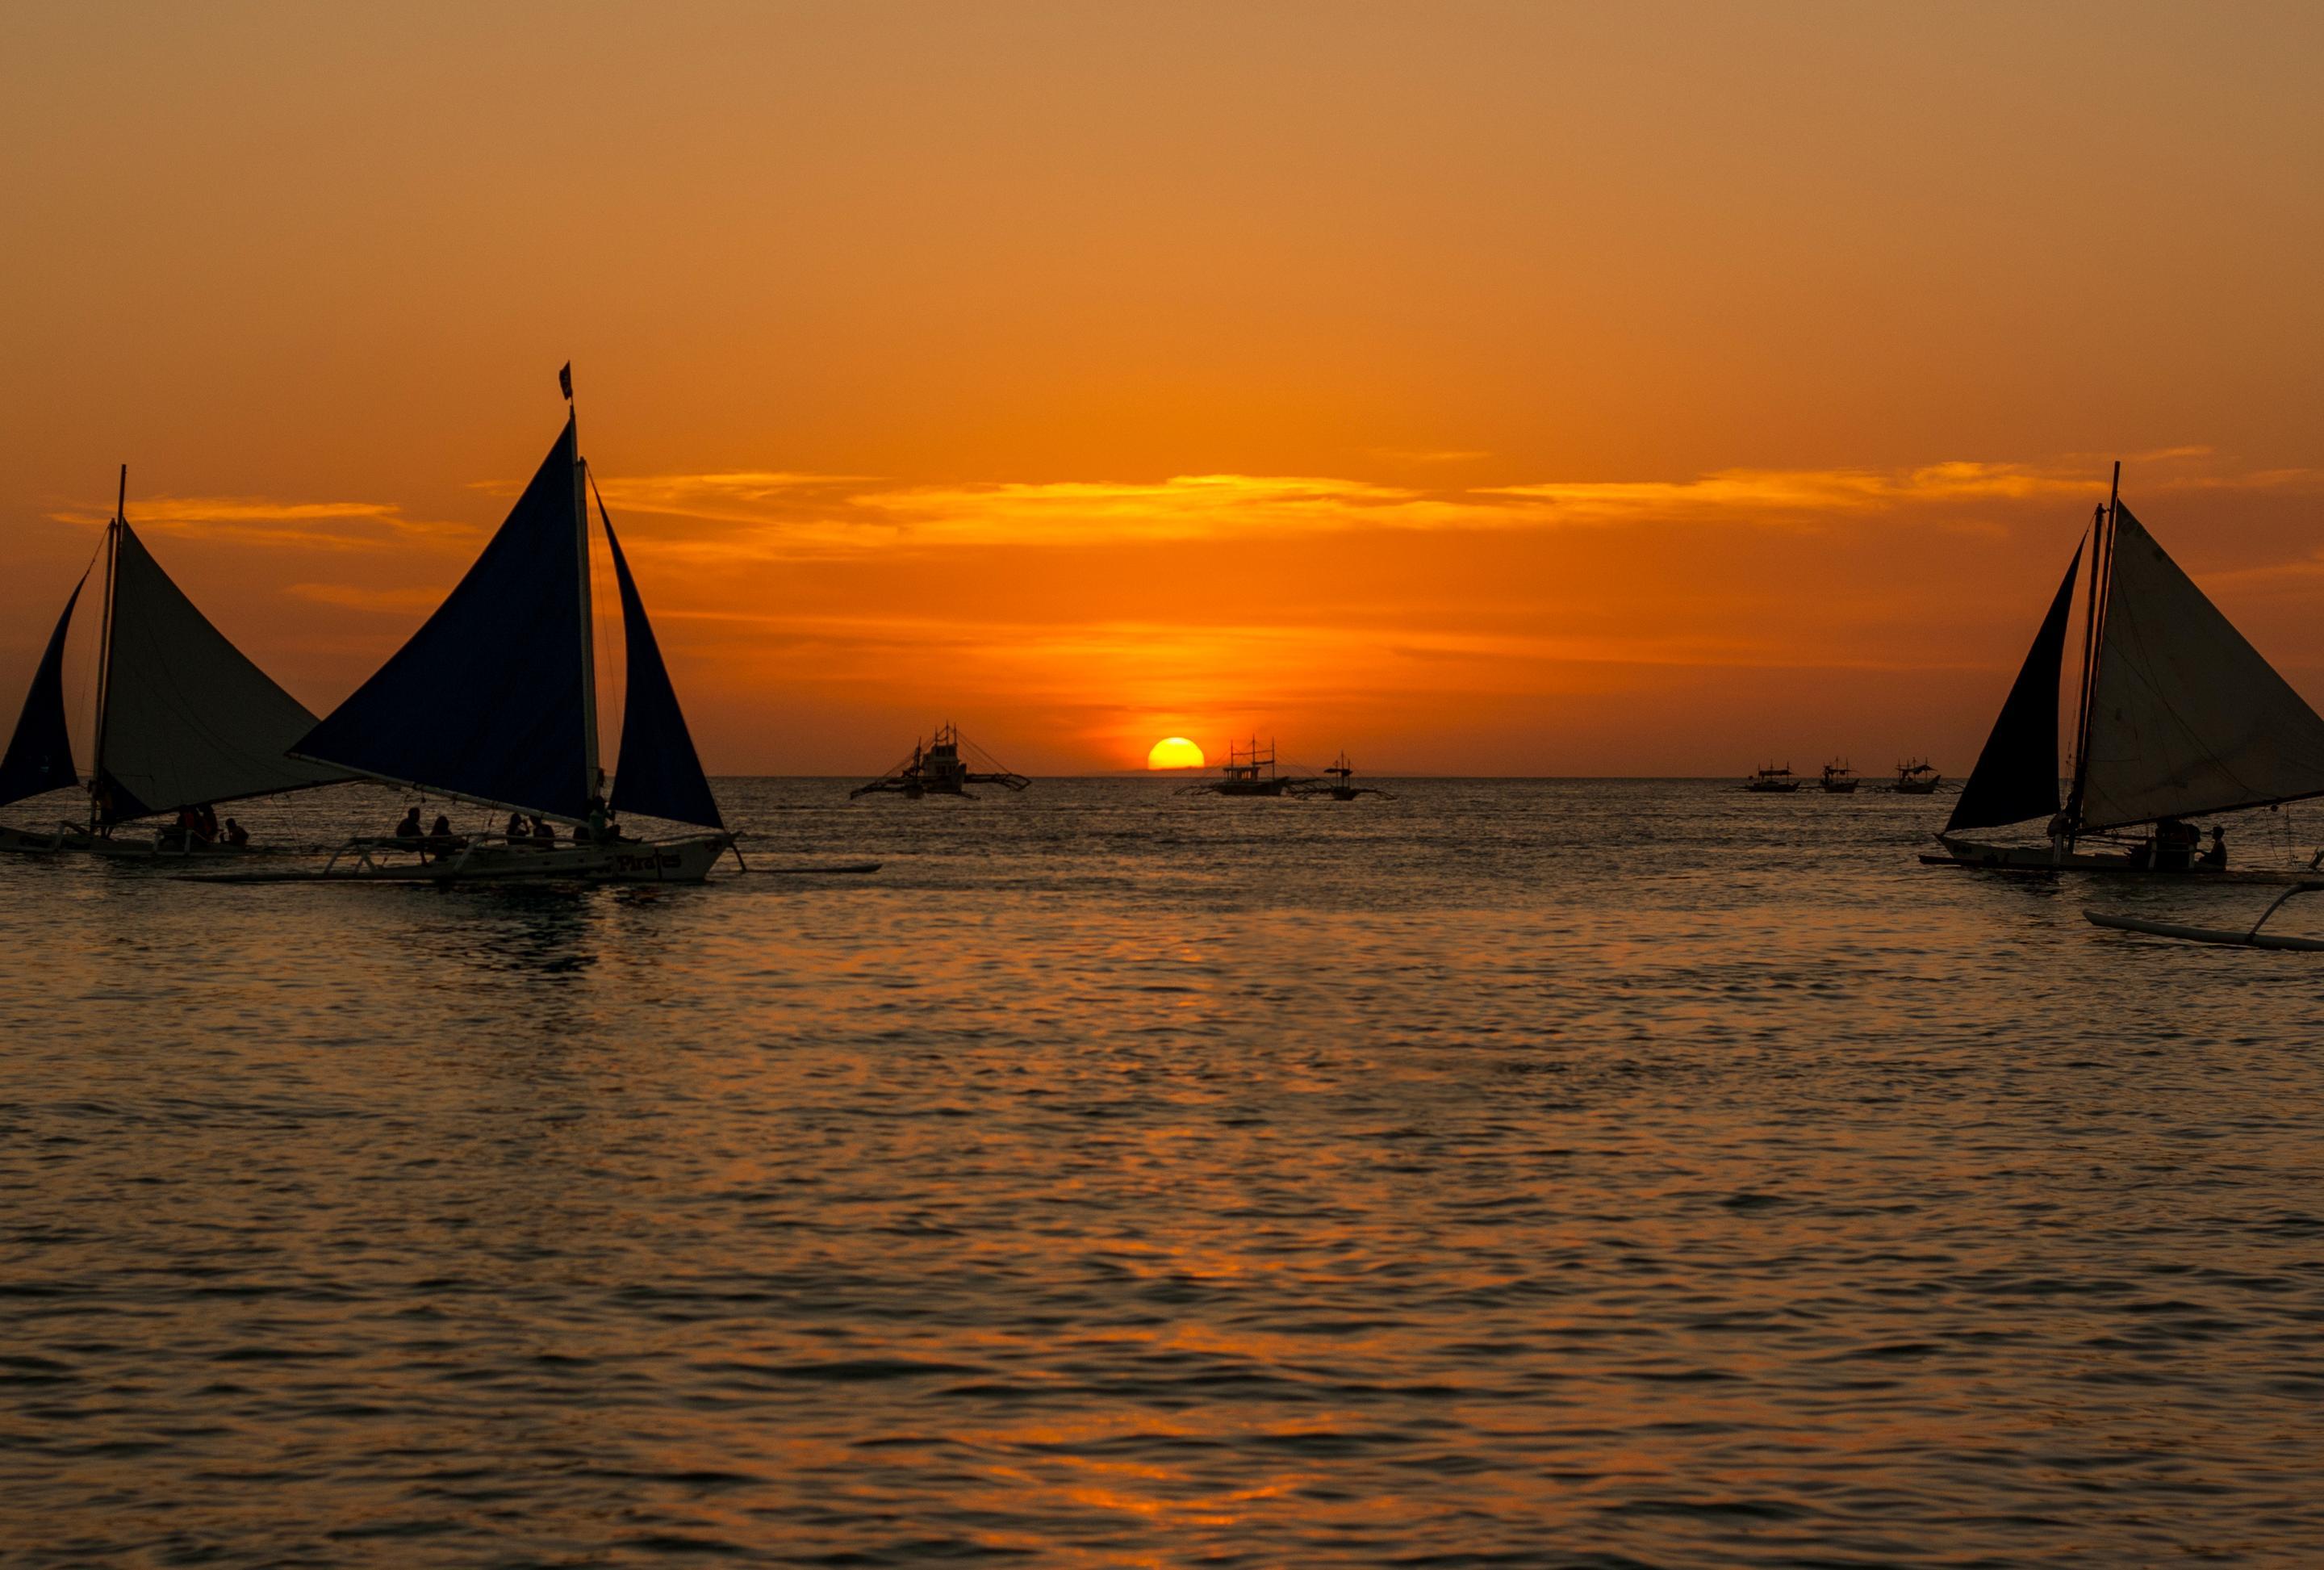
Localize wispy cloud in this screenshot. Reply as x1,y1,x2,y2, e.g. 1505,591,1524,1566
48,497,474,552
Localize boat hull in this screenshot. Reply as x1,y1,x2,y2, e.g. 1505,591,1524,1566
0,823,270,859
185,834,733,885
1894,780,1939,794
1923,836,2268,877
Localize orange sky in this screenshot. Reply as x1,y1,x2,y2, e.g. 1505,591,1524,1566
6,2,2322,776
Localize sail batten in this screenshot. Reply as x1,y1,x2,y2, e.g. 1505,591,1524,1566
94,525,347,822
2077,504,2324,831
601,500,723,831
1946,543,2082,835
0,575,88,810
294,419,594,821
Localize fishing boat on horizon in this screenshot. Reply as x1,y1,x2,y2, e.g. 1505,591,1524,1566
1927,464,2324,876
1185,736,1292,797
204,370,732,885
1745,763,1799,793
0,467,353,857
1893,758,1941,793
851,722,1029,799
1819,758,1858,793
1290,751,1391,801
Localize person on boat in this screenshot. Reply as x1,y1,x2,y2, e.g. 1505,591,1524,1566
395,806,424,843
90,782,115,837
2202,825,2227,869
504,811,525,840
528,815,557,846
2156,815,2199,873
222,817,249,848
196,803,220,843
586,795,611,844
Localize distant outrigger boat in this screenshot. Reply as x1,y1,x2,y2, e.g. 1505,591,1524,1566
206,372,732,885
0,467,352,857
1927,464,2324,875
1291,751,1391,802
851,722,1028,799
1819,759,1858,793
1745,763,1799,793
1893,758,1941,794
1184,736,1289,797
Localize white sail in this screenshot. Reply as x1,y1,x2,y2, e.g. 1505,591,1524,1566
96,524,347,818
2079,505,2324,831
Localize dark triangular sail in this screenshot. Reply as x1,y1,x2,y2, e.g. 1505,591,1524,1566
602,506,723,831
0,575,87,810
1946,542,2082,835
94,524,349,823
293,419,594,821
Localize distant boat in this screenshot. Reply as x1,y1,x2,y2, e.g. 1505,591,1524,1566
0,467,352,857
1819,758,1858,793
1293,750,1391,802
1929,465,2324,874
1185,736,1289,797
219,379,733,884
1745,763,1799,793
852,722,1029,799
1893,758,1941,794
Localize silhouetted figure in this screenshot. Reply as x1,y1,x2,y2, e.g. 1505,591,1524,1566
222,817,249,847
395,806,424,843
505,812,525,839
195,803,219,843
2156,815,2198,873
529,815,556,846
2202,826,2227,869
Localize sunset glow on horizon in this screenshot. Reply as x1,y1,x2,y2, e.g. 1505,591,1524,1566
6,4,2322,777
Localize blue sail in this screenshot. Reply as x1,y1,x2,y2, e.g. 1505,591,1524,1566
603,507,724,830
293,419,594,820
0,575,87,810
1946,541,2083,835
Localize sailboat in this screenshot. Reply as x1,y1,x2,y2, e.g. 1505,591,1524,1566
228,376,732,884
0,468,351,856
1928,464,2324,873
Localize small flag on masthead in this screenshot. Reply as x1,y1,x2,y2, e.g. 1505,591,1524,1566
558,362,572,401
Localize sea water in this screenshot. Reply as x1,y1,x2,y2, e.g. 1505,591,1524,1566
2,779,2321,1565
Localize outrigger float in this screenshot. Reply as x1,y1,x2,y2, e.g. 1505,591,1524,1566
0,467,353,856
192,368,734,886
851,722,1028,799
1925,463,2324,877
2086,884,2324,951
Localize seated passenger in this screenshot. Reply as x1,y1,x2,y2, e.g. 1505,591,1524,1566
505,812,525,839
2202,826,2226,869
195,803,220,843
395,806,424,842
222,817,249,848
529,815,557,845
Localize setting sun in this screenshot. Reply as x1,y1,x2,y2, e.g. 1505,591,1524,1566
1147,737,1205,771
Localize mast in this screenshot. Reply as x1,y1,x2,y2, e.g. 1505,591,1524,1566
566,366,601,806
86,464,125,829
2063,461,2121,842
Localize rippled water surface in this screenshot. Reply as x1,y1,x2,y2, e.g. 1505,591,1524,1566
4,778,2322,1566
